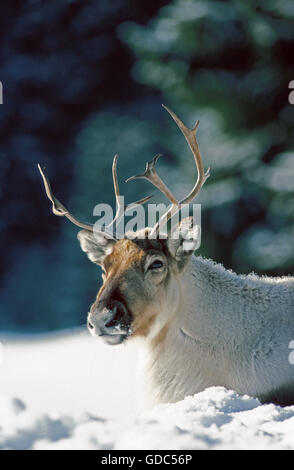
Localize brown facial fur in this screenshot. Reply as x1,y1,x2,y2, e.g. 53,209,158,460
151,324,169,348
94,236,173,338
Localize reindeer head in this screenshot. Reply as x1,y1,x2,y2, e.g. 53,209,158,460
38,106,209,345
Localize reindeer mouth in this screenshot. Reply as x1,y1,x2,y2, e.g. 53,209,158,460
100,324,133,345
102,333,129,346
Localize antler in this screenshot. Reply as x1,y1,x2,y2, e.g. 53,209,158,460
126,154,179,206
38,155,152,238
163,105,210,205
38,164,95,232
39,106,208,239
126,105,210,235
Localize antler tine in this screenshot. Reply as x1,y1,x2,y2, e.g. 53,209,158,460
107,154,153,228
162,105,210,205
107,154,123,228
125,195,153,210
37,164,95,232
126,154,179,206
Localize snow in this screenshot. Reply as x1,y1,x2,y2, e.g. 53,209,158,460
0,329,138,419
1,330,294,450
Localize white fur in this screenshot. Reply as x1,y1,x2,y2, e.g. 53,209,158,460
141,255,294,407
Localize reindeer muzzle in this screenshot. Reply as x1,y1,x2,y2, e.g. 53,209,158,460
87,301,132,345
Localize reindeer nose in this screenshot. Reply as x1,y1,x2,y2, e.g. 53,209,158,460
87,301,131,340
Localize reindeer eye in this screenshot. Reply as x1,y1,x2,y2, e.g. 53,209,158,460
149,260,164,270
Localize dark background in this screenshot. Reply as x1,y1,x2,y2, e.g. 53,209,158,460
0,0,293,332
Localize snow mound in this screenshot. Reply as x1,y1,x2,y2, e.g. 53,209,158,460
1,387,294,450
117,387,294,450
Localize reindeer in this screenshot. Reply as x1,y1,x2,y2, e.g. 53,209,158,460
38,106,294,408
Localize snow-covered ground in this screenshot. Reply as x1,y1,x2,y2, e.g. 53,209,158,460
1,330,294,450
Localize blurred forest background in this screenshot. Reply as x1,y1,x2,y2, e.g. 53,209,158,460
0,0,293,332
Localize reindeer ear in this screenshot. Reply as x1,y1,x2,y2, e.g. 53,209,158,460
77,230,115,265
167,217,201,271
